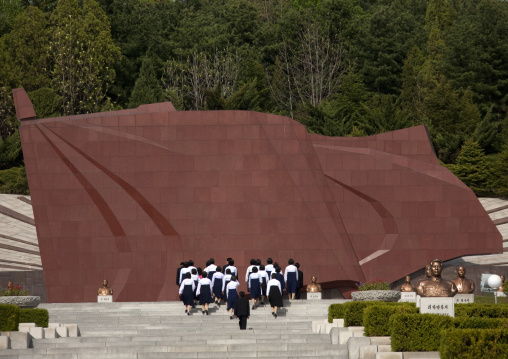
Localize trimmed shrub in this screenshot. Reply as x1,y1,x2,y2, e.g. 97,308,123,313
390,313,454,351
344,301,379,327
456,303,508,318
0,304,20,331
328,303,348,323
440,328,508,359
363,302,418,336
455,317,508,330
19,308,49,328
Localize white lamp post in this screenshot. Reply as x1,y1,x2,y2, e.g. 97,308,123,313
488,274,502,304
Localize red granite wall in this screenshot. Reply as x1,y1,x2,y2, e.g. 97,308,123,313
14,88,502,302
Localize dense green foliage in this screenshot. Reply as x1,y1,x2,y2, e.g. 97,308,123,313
455,303,508,318
440,328,508,359
1,0,508,194
363,303,418,336
0,304,20,331
390,313,508,352
19,308,49,328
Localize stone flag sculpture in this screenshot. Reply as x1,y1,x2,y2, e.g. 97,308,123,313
13,88,502,302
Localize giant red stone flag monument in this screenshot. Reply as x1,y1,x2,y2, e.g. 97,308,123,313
12,88,502,302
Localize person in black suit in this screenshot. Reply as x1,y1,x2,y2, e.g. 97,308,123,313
295,263,303,299
234,291,250,330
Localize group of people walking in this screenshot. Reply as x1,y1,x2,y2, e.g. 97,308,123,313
177,257,303,325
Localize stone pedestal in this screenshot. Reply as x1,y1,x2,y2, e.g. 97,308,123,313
307,292,322,300
454,293,474,304
98,295,113,303
420,297,454,317
416,295,421,308
399,292,417,303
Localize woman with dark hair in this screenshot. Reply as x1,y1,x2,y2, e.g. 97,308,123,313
191,268,199,302
245,259,256,292
284,259,298,300
222,268,232,304
227,259,237,277
249,266,261,309
225,275,240,319
258,265,269,305
267,273,283,318
211,266,224,307
179,272,196,315
205,258,217,279
197,271,213,315
275,266,285,293
265,258,274,279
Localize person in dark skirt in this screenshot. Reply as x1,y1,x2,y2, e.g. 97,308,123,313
205,258,217,279
249,266,261,309
222,268,232,304
275,266,285,293
225,275,240,319
227,259,237,277
267,273,283,318
176,262,185,286
258,265,269,305
211,266,224,307
179,272,196,315
295,262,303,299
234,291,250,330
197,271,213,315
191,268,199,303
284,259,299,300
265,258,274,279
245,259,256,292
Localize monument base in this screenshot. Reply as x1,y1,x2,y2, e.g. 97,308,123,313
98,295,113,303
399,292,417,303
420,297,454,317
454,293,474,304
307,292,322,300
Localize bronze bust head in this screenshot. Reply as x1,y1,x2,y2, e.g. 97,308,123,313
306,276,322,293
452,266,475,294
416,259,458,297
400,275,415,292
98,279,113,296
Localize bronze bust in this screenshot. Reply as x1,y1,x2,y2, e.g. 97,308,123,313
400,275,415,292
306,276,322,293
98,279,113,296
452,266,475,294
416,259,458,297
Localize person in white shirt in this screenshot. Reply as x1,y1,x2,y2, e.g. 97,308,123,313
245,259,256,291
225,275,240,319
179,272,196,315
265,258,275,279
284,258,299,300
204,258,217,279
267,273,283,318
211,266,224,307
258,265,270,305
248,267,261,309
227,259,237,277
196,272,213,315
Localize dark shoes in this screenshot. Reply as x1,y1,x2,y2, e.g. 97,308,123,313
206,310,209,315
230,315,234,320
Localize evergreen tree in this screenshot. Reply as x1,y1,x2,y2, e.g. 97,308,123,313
49,0,120,115
452,139,492,195
494,143,508,197
128,56,164,108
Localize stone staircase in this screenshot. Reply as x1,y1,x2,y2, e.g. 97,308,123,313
0,299,349,359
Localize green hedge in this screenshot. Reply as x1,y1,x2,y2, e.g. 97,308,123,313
328,302,348,323
440,328,508,359
0,304,20,331
456,303,508,318
391,313,454,352
391,314,508,352
363,303,418,336
19,308,49,328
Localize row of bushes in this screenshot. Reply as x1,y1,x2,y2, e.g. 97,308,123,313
0,304,49,330
328,301,508,354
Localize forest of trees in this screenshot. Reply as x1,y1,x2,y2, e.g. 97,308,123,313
0,0,507,197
